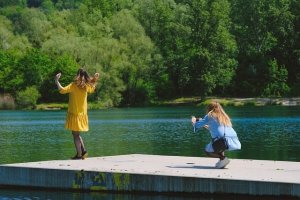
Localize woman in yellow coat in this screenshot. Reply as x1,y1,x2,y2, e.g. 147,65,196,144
55,68,99,159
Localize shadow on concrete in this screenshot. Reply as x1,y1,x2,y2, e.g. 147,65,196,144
166,165,216,169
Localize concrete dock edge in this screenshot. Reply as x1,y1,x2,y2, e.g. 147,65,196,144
0,154,299,197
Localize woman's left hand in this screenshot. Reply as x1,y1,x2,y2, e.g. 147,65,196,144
94,73,100,80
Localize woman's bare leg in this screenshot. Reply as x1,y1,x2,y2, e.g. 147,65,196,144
78,135,86,152
205,151,225,160
72,131,82,156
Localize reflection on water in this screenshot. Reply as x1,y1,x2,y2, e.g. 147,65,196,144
0,106,300,199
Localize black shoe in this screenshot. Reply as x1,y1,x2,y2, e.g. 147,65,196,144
71,155,82,160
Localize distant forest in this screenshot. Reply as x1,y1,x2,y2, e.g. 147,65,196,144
0,0,299,107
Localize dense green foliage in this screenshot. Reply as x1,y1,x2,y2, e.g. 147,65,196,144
0,0,299,107
16,86,40,109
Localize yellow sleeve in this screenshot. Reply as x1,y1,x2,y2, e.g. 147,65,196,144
59,83,73,94
86,84,96,94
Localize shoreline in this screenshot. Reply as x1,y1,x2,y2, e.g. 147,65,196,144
38,97,300,110
2,97,300,110
152,97,300,107
199,97,300,106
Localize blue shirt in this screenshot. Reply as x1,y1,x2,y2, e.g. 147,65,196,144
193,114,241,151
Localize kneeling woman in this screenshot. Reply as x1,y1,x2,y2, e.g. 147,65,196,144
192,101,241,168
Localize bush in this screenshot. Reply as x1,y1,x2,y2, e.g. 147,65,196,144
16,86,41,109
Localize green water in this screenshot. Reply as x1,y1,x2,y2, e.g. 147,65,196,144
0,106,300,199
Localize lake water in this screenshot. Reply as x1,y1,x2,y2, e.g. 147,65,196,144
0,106,300,199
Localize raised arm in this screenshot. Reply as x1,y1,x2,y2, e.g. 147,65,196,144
90,72,100,86
55,73,63,90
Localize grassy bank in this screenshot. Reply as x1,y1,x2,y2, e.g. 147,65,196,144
36,97,300,110
2,96,300,110
199,97,300,106
36,102,110,110
151,97,300,107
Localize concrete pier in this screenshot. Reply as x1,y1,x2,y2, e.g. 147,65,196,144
0,154,299,197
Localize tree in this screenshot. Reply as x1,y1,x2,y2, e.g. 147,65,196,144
17,49,53,89
82,0,133,17
16,86,41,109
54,0,83,10
133,0,190,98
41,0,55,14
0,50,21,94
262,59,289,97
0,15,32,54
39,54,78,102
110,9,156,105
231,0,294,97
186,0,237,96
0,0,26,7
14,8,52,47
288,0,300,96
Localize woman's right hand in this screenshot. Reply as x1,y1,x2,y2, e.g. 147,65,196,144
191,116,196,124
55,73,61,81
54,73,63,90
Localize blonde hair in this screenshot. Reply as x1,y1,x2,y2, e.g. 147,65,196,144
207,101,232,127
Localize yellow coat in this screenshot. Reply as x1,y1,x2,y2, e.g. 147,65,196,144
59,82,95,132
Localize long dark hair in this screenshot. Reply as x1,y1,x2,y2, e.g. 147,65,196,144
74,68,92,89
